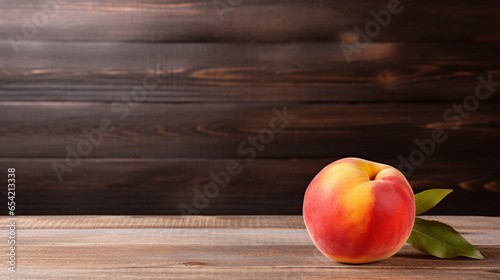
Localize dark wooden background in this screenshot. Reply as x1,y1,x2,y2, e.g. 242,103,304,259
0,0,499,215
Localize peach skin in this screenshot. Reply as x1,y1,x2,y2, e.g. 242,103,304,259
303,157,415,264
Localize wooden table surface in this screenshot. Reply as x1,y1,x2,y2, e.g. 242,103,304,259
2,215,499,279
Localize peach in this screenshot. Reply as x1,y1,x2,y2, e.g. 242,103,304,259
303,157,415,264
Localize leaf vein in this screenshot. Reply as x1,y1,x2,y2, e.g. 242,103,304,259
411,228,473,255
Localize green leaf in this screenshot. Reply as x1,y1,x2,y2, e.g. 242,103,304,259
407,217,484,259
414,189,453,215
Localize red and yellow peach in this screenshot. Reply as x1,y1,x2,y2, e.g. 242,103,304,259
303,157,415,264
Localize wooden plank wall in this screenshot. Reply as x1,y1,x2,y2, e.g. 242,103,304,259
0,0,499,215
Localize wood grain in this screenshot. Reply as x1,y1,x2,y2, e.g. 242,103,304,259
1,0,499,43
3,267,498,280
1,0,500,218
1,42,500,102
13,215,500,230
1,102,498,158
0,158,499,215
12,227,500,246
0,215,497,279
11,245,500,269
